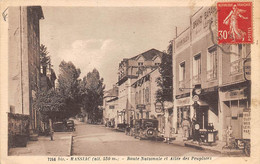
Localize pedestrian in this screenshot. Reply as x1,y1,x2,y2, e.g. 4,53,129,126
164,118,171,144
182,117,191,141
49,119,54,141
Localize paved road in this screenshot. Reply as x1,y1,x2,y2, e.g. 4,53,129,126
72,121,221,156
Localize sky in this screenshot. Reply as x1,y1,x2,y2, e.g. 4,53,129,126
40,7,194,89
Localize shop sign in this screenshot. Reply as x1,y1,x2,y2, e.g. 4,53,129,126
191,6,217,40
243,111,250,139
176,97,190,106
136,104,146,110
155,102,163,113
192,95,200,102
225,89,246,100
175,28,190,51
208,133,214,142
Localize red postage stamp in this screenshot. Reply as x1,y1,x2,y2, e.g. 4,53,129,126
217,2,253,44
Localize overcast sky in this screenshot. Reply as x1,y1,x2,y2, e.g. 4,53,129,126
40,7,194,89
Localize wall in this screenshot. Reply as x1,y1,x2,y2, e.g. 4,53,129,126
8,7,30,115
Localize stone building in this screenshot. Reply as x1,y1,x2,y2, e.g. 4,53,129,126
116,49,163,128
8,6,44,133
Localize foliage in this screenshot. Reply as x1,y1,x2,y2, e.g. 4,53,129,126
156,41,173,105
57,61,82,118
33,89,65,122
80,68,105,122
40,44,51,76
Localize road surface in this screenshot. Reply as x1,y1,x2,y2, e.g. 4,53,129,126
72,121,221,156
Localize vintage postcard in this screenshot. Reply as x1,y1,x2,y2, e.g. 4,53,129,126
0,0,259,164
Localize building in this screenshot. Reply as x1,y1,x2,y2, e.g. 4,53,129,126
8,6,44,138
131,68,168,133
116,49,164,128
103,85,119,127
172,6,251,141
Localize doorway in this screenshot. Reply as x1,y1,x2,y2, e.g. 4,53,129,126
196,106,208,129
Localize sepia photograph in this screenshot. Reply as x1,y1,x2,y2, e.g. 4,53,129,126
1,0,260,163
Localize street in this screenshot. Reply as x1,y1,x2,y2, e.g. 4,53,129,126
72,121,221,156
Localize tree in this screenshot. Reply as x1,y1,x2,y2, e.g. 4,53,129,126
156,41,173,109
33,89,65,122
40,44,51,75
57,61,81,118
80,68,105,122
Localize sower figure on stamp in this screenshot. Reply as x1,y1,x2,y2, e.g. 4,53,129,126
223,4,248,41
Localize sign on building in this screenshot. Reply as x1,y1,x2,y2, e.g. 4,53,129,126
191,6,217,40
243,110,250,139
136,104,146,110
155,102,163,113
175,27,190,52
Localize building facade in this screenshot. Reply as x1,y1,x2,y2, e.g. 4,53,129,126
116,49,163,128
131,68,167,133
8,6,44,130
172,6,251,141
103,86,119,127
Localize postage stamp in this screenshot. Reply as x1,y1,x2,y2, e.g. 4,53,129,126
217,2,253,44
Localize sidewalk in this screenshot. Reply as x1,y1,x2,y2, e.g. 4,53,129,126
169,133,244,156
184,140,244,156
8,132,73,156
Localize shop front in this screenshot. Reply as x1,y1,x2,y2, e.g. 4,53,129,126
219,82,250,141
191,87,219,143
173,93,193,137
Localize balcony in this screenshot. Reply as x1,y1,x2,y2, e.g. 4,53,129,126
193,74,201,84
230,59,243,75
207,69,217,81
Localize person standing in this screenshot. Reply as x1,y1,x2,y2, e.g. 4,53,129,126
182,117,191,141
49,119,54,141
164,118,171,144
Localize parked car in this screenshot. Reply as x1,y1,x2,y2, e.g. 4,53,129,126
134,119,159,140
53,122,66,132
65,120,75,131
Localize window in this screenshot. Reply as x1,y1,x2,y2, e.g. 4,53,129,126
179,62,185,82
143,88,145,104
109,105,115,109
230,44,244,74
146,112,149,119
138,62,143,66
193,54,201,83
145,87,150,103
135,92,138,105
207,46,217,80
139,90,141,104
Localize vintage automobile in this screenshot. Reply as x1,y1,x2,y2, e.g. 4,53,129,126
53,122,66,132
133,119,159,140
65,120,75,131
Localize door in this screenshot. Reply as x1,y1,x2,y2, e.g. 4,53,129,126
196,106,208,129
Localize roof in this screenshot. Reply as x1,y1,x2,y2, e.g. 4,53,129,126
130,49,164,61
29,6,44,19
104,86,118,98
